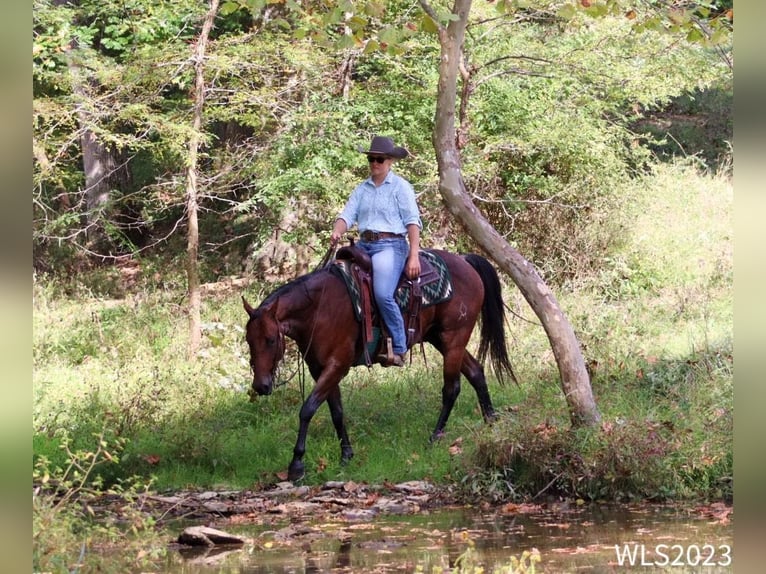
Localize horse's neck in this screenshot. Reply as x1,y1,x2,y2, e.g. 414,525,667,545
273,275,323,339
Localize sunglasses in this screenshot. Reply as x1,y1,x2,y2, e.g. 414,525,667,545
367,155,388,164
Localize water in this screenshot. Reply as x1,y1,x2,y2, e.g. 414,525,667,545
157,502,733,573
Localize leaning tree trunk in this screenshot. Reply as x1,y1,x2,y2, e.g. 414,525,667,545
421,0,600,427
185,0,220,359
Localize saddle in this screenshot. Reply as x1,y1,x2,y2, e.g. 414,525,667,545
334,243,451,366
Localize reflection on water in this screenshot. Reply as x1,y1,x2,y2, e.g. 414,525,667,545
158,503,732,573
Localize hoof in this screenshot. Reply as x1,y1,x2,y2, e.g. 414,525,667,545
429,430,446,443
287,461,305,482
340,449,354,466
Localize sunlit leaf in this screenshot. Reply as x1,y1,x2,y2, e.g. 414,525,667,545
220,1,243,17
557,3,577,20
363,39,380,53
686,27,704,43
379,26,400,45
420,14,439,33
336,34,356,50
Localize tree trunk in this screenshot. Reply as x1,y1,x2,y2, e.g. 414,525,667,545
65,55,116,245
185,0,220,359
422,0,600,427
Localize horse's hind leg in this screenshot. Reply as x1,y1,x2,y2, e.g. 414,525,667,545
461,351,497,422
430,345,496,443
430,345,465,442
327,386,354,465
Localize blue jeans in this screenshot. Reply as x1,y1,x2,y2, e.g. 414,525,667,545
358,238,409,355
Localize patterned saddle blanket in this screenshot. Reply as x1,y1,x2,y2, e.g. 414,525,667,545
330,249,453,323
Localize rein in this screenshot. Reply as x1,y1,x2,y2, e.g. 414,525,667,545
315,244,337,271
270,248,336,399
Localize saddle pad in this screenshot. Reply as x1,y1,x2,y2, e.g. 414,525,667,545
330,261,364,322
394,250,453,309
330,250,453,322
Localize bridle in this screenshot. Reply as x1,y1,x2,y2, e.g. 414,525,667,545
259,254,334,399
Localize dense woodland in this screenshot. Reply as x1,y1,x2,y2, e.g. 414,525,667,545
33,0,732,286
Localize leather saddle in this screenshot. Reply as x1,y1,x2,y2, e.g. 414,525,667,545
335,243,442,364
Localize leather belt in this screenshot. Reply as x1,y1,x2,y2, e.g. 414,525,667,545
360,230,404,242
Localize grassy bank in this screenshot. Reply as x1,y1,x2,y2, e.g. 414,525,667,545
33,159,732,568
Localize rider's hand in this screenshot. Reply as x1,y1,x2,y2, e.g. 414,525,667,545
405,254,420,279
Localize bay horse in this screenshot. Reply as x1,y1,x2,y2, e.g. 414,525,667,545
242,248,515,481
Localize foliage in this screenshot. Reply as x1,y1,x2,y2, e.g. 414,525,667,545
32,429,162,573
419,539,541,574
457,158,732,502
462,346,733,502
33,0,731,284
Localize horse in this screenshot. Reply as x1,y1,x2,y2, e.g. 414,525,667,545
242,248,515,482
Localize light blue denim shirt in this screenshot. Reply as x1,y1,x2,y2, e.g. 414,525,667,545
337,170,422,234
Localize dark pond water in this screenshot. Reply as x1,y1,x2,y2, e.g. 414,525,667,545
155,502,733,573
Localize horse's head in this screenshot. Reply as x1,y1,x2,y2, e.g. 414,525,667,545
243,296,285,400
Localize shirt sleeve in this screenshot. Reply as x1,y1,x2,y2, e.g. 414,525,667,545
337,184,363,229
396,180,422,229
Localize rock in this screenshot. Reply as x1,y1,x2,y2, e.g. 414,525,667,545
310,495,353,506
392,481,435,493
177,526,246,547
342,508,379,521
269,501,321,514
373,497,417,515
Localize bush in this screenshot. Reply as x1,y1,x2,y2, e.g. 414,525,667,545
461,344,733,503
33,432,162,573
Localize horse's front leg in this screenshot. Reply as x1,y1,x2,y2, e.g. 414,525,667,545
327,386,354,465
288,391,324,482
287,365,348,482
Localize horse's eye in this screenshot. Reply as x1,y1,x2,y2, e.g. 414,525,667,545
266,336,276,347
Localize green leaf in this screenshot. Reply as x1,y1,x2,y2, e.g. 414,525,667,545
710,27,729,45
348,15,368,32
364,1,385,18
686,27,704,43
336,34,356,50
220,1,243,16
585,3,609,18
378,26,400,45
363,39,380,53
420,14,439,34
557,3,577,20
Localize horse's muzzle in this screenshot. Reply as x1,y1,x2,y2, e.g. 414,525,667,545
249,378,273,400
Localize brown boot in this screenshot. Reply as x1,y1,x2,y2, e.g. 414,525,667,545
377,353,406,367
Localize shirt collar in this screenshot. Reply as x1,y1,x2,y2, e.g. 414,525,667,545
365,170,395,187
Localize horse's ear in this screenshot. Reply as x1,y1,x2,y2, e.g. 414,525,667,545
242,296,256,317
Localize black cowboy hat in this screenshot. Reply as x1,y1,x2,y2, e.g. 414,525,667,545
356,135,409,159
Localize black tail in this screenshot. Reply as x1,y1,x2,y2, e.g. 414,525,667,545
464,253,517,385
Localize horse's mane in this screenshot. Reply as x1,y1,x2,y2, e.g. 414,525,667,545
256,268,331,313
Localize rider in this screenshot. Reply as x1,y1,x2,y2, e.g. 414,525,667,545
330,135,422,367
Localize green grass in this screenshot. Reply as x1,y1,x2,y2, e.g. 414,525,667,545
33,158,732,502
